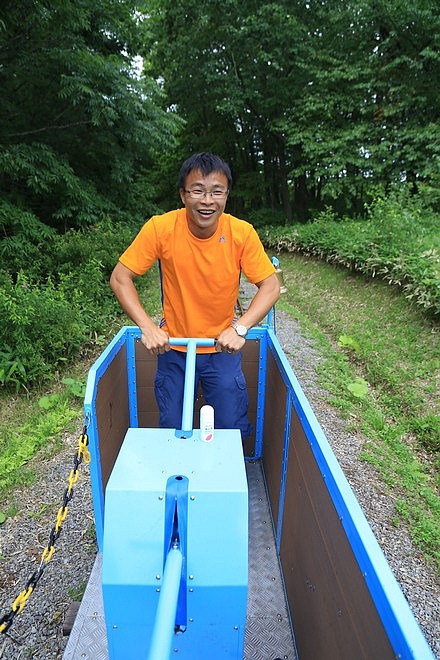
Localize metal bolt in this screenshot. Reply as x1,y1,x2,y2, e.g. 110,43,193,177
113,625,117,629
158,495,163,500
156,575,161,580
189,574,194,580
189,588,193,593
190,495,195,501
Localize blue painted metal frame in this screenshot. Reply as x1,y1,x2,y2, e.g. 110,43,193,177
265,328,434,660
247,326,268,459
125,329,140,427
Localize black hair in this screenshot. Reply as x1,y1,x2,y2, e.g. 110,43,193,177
178,152,232,189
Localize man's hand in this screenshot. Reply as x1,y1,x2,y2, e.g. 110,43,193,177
140,326,170,355
215,326,246,354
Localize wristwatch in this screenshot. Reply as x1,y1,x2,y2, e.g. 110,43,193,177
233,324,248,338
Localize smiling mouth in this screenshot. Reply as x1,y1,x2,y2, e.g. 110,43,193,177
197,209,215,217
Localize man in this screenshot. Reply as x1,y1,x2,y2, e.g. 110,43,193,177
110,152,280,438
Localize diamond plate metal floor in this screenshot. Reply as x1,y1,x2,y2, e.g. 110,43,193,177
245,461,296,660
63,461,296,659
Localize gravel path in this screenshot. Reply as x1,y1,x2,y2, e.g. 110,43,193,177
0,304,438,658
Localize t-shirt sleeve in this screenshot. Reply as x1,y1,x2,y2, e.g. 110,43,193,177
241,225,276,284
118,217,160,275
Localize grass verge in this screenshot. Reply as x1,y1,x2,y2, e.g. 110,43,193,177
278,252,439,571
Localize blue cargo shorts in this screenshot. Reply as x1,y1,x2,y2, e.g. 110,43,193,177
154,349,253,440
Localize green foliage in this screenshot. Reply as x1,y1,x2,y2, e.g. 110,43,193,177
0,273,86,387
38,379,86,409
347,377,369,399
145,0,440,219
0,217,148,389
0,0,179,233
0,143,113,229
338,335,361,355
0,200,56,274
261,187,440,316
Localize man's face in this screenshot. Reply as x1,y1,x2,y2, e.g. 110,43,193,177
179,169,229,238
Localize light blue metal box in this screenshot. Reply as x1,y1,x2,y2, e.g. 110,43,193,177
102,427,248,659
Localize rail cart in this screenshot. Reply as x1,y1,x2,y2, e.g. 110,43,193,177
64,317,434,659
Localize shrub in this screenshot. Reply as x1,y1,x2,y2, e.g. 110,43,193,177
0,272,88,388
0,216,158,388
260,188,440,316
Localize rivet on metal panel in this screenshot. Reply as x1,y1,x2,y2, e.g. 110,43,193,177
190,496,195,501
158,495,164,500
189,575,194,580
189,588,194,593
189,618,194,623
156,574,161,580
113,625,117,629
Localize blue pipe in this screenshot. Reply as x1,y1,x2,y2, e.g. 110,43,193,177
181,339,196,434
169,338,215,437
148,544,184,660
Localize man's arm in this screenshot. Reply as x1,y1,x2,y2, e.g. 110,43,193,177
216,272,280,352
109,262,170,354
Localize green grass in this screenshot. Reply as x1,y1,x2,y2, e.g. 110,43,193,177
0,389,80,502
278,252,439,570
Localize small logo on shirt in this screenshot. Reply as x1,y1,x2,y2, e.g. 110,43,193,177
219,235,226,243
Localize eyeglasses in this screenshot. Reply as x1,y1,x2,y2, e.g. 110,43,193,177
184,188,229,200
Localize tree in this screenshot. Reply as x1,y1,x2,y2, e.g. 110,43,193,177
0,0,178,242
142,0,440,221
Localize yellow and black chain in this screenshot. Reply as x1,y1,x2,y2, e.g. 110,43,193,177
0,421,91,634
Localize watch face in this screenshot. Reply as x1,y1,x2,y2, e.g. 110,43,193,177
234,324,247,337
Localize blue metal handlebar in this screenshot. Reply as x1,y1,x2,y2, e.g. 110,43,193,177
168,338,215,437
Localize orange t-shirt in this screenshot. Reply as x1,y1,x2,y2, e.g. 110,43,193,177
119,209,275,351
